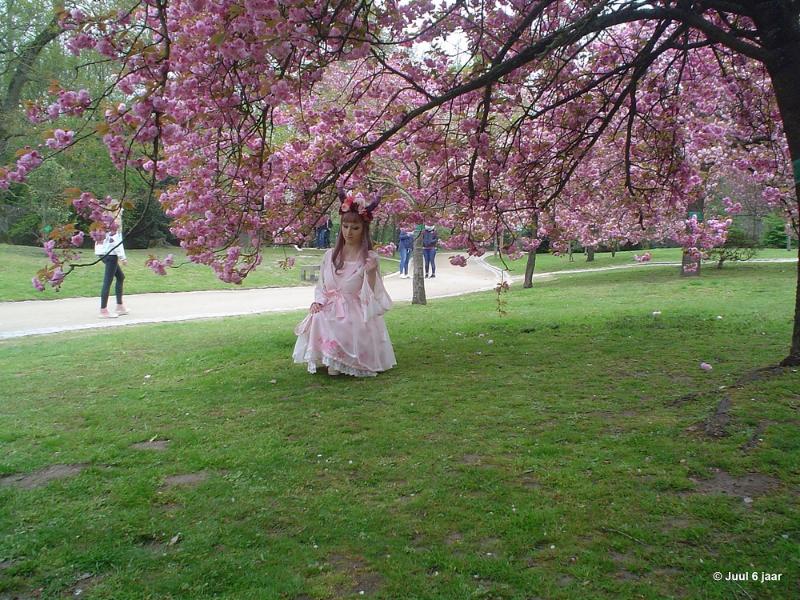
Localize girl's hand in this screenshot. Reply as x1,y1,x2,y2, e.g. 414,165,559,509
309,302,324,314
365,255,378,273
120,259,128,266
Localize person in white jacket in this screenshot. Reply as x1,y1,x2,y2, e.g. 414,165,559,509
95,205,128,318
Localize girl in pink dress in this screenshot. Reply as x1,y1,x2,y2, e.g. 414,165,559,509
293,195,396,377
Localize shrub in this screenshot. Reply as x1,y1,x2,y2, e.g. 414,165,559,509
707,227,757,268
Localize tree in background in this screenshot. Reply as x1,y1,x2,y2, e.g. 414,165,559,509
3,2,800,364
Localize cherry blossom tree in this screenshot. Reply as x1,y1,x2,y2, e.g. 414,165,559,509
4,1,800,364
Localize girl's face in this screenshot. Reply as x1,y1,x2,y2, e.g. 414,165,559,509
341,218,364,246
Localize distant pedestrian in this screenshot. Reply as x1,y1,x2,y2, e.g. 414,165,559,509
423,224,438,278
95,204,128,318
398,228,413,278
316,215,332,248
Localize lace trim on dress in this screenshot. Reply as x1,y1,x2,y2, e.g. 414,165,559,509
304,352,377,377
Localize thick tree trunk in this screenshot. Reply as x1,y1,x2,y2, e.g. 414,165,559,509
412,228,426,305
586,246,595,262
523,214,539,288
0,12,64,160
680,250,701,277
754,6,800,365
523,248,537,288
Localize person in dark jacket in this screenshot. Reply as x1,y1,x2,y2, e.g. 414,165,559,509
398,229,413,278
315,215,332,248
422,225,438,278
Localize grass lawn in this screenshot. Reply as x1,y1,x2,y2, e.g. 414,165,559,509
1,263,798,599
0,245,399,302
485,247,797,275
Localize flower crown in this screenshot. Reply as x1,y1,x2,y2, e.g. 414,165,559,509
338,189,380,223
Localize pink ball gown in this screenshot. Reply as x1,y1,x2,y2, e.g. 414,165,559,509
293,249,396,377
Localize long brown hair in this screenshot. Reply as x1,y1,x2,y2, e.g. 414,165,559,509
331,210,373,272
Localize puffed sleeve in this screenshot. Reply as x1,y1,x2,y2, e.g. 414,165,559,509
360,251,392,321
115,233,127,261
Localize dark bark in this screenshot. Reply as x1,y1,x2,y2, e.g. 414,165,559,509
523,213,539,288
752,3,800,365
523,248,537,288
680,250,701,277
0,12,64,159
412,228,426,305
586,246,595,262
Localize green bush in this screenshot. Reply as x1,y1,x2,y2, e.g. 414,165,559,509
707,227,757,268
762,213,794,248
7,212,42,245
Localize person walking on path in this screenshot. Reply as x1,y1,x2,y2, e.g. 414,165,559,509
95,205,128,318
398,228,413,278
315,215,332,248
423,224,438,278
293,192,396,377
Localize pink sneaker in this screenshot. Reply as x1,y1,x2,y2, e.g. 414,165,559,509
115,304,129,315
99,308,118,319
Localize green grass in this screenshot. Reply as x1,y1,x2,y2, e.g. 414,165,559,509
0,244,399,301
1,263,798,599
486,247,797,274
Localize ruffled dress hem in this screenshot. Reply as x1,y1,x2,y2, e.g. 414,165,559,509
302,353,379,377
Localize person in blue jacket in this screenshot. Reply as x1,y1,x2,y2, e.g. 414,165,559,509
398,228,413,278
422,225,438,278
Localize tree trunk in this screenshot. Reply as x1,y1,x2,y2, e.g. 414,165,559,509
754,6,800,365
412,228,426,305
586,246,595,262
680,250,701,277
611,241,618,258
568,241,574,262
523,248,537,288
523,214,539,288
0,12,64,160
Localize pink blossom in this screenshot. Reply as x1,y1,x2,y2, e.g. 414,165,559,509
449,255,467,267
375,243,396,257
70,231,85,247
699,362,713,371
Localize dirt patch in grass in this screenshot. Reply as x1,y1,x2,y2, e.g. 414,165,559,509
131,439,170,450
741,421,772,452
688,468,780,500
0,463,88,489
0,559,18,570
328,553,384,597
660,517,693,532
445,532,463,546
518,472,541,489
479,537,502,556
160,471,210,489
703,395,732,438
556,574,575,587
62,572,104,597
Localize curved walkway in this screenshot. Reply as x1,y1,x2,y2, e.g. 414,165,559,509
0,255,795,340
0,253,498,340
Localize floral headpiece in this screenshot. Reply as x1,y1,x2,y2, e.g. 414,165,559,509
338,189,380,223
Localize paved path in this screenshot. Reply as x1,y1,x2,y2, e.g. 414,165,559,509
0,253,500,340
1,255,794,340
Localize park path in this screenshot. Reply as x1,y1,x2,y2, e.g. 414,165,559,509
0,255,795,340
0,252,499,340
